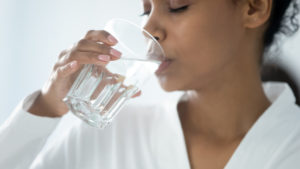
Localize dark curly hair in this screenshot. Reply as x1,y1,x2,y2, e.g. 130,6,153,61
264,0,299,50
260,0,300,104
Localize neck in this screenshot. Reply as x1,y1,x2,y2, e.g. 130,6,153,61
178,59,270,142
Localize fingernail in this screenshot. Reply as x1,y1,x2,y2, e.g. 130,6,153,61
70,61,77,68
108,35,118,44
98,55,110,61
110,48,122,58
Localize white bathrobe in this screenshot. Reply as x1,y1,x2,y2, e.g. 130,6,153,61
0,82,300,169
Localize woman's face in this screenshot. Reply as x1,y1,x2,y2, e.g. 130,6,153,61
141,0,249,91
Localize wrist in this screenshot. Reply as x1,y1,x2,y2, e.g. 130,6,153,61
28,93,64,118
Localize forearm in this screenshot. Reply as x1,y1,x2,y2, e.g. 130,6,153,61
0,91,61,168
28,92,63,118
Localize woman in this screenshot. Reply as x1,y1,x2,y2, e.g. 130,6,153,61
1,0,300,168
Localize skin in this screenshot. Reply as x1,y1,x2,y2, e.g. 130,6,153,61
29,31,141,117
141,0,272,168
29,0,273,168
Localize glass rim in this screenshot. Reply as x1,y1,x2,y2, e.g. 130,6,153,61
106,18,166,59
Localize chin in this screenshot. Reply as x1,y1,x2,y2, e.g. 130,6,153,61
156,75,185,92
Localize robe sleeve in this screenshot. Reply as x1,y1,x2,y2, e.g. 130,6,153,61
0,91,61,169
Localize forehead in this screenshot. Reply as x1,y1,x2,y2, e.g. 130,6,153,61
142,0,191,7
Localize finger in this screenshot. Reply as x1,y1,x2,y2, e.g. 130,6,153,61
56,61,80,79
75,39,122,59
58,49,69,59
67,51,113,66
84,30,118,45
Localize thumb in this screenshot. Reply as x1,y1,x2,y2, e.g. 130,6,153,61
57,61,80,78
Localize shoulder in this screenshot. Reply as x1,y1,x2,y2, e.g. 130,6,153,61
274,101,300,146
284,103,300,141
268,103,300,168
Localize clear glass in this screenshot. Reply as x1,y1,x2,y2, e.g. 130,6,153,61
63,18,165,129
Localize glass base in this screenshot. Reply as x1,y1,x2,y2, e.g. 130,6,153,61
64,97,113,129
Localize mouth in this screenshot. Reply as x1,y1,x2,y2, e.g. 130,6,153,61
155,58,174,75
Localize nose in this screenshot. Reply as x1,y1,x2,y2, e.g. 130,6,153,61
142,16,165,43
142,18,166,61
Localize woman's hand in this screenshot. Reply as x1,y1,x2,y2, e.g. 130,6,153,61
28,30,136,117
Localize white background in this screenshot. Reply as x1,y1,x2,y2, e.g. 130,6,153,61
0,0,183,132
0,0,300,128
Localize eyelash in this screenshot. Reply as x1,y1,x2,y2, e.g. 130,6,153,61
139,5,189,17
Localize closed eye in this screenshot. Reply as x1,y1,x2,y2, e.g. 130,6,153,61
139,5,189,17
169,5,189,13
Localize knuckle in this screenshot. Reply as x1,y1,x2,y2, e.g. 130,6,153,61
77,39,88,46
99,44,111,54
88,53,99,60
52,63,59,71
57,65,68,76
68,50,79,60
56,68,63,77
58,49,68,59
86,30,95,37
59,53,68,63
84,30,112,42
100,30,110,37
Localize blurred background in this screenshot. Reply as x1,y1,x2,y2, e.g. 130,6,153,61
0,0,184,148
0,0,300,140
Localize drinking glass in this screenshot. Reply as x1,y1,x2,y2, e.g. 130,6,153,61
63,18,165,129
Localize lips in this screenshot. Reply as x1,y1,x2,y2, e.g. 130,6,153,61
155,59,173,74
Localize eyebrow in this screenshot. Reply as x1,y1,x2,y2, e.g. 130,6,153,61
170,0,190,6
142,0,150,4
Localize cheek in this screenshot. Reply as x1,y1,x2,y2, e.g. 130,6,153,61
179,11,242,69
161,9,243,90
